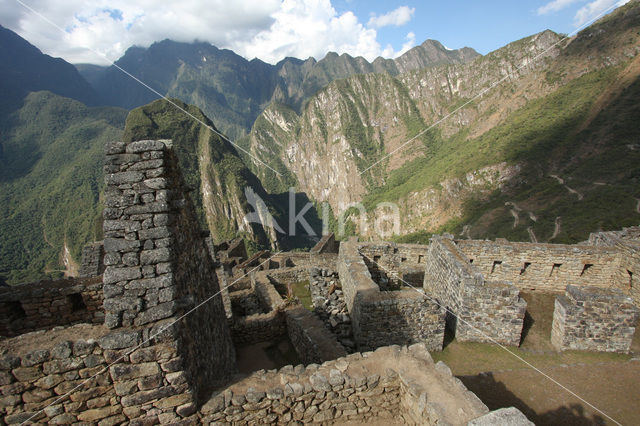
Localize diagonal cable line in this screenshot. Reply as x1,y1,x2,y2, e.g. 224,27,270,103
358,2,621,178
21,252,281,425
364,253,623,426
12,0,282,178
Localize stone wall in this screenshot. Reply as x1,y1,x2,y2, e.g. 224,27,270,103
0,277,103,337
551,285,639,353
423,237,526,346
0,324,118,424
198,344,493,425
310,233,339,254
455,239,623,292
338,240,445,351
230,310,287,345
101,138,236,420
251,271,345,363
358,242,429,289
79,242,106,278
587,227,640,306
285,306,347,364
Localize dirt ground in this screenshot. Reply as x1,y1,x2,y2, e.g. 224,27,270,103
432,291,640,425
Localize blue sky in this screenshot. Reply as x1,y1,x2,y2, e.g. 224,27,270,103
334,0,628,54
0,0,629,64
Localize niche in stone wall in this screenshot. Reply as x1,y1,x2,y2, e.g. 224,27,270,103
520,262,531,275
67,293,87,312
629,270,634,289
5,301,26,321
491,260,502,274
580,263,594,277
417,255,424,264
550,263,562,276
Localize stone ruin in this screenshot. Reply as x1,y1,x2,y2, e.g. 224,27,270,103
1,138,639,424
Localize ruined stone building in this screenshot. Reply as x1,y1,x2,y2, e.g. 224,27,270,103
1,138,638,424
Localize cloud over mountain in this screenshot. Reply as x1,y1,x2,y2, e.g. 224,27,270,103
0,0,417,65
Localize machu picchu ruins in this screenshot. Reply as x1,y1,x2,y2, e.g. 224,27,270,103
1,138,638,425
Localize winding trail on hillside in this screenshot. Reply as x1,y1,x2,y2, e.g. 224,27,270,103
506,201,538,227
549,174,583,200
527,227,538,243
550,217,562,241
460,225,472,239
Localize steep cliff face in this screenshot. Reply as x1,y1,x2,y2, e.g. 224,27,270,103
246,1,640,243
246,30,564,212
245,72,429,210
122,99,279,248
82,39,478,139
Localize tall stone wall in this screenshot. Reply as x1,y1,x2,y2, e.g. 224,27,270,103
358,243,429,289
101,139,236,421
79,242,106,278
551,285,639,353
423,237,526,346
587,227,640,306
455,239,623,292
0,277,103,337
338,240,445,351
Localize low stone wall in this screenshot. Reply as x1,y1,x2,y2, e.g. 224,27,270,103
232,251,273,276
551,285,639,353
79,242,106,278
352,290,445,351
0,277,104,337
199,344,493,425
0,321,202,425
230,310,287,346
266,267,310,291
285,306,347,364
338,240,445,351
455,239,623,292
0,325,118,425
310,233,339,254
253,270,346,363
423,237,526,346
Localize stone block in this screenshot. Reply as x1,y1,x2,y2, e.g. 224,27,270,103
126,140,166,153
103,266,142,285
99,330,141,350
109,362,160,381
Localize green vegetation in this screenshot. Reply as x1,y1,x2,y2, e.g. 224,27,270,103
0,91,127,284
123,99,276,247
365,62,640,242
289,280,313,310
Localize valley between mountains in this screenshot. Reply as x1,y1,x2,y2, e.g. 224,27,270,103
1,1,639,284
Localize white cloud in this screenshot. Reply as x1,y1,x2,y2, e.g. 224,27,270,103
0,0,418,65
574,0,630,26
536,0,630,26
537,0,582,15
396,32,416,57
367,5,415,29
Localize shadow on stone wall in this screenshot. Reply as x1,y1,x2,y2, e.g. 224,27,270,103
459,372,605,425
519,311,535,346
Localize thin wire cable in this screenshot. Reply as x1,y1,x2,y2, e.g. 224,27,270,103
12,0,282,178
21,252,281,425
364,249,623,425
